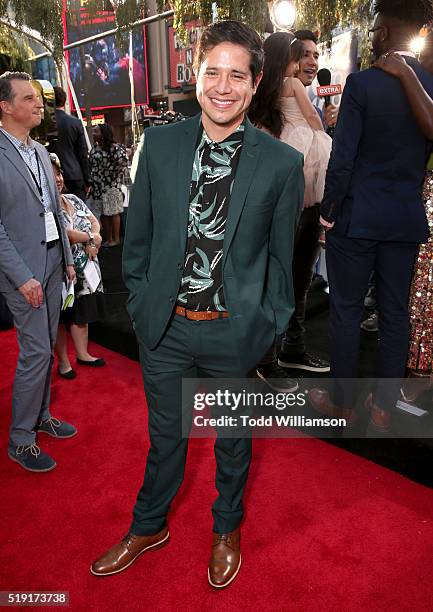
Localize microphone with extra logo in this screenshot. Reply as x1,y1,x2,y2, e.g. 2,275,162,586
316,68,341,138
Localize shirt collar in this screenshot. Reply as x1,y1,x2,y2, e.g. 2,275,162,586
200,121,245,149
0,127,33,151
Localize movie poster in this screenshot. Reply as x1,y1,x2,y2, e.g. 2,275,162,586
63,0,149,110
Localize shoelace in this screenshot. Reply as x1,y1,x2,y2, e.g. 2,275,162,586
214,534,232,546
41,417,62,434
16,443,40,457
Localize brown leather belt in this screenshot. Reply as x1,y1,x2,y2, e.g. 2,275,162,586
175,306,229,321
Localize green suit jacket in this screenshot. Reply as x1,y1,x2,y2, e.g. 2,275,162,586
123,114,304,373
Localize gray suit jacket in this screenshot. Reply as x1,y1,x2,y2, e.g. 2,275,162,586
0,131,73,290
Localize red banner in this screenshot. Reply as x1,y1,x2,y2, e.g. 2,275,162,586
167,20,202,89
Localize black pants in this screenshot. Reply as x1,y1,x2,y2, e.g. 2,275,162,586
326,232,417,407
261,204,322,364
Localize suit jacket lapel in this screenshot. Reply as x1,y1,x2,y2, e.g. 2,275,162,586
177,115,201,254
0,132,42,202
222,118,259,269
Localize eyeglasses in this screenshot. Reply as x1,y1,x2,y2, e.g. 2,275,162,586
368,26,384,39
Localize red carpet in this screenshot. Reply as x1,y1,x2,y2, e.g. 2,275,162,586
1,328,433,611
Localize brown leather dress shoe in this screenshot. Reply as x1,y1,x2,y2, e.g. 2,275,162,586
208,528,241,588
90,527,169,576
309,388,357,423
366,393,391,432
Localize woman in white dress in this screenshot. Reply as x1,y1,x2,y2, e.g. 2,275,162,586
249,31,332,207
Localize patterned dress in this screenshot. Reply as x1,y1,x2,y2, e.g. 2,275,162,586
60,194,105,325
407,170,433,373
89,142,128,216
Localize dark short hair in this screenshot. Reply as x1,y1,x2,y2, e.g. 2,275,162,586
54,86,67,107
194,20,264,82
293,30,318,45
373,0,433,29
0,71,31,118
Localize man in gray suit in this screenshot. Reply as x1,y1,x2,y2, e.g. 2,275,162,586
0,72,77,472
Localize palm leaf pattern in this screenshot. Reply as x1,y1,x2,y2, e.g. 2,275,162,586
178,124,244,311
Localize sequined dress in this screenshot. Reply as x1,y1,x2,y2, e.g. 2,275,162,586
407,170,433,372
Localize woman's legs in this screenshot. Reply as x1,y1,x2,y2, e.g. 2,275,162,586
101,215,113,244
54,324,73,374
101,214,120,246
70,323,95,361
111,213,121,245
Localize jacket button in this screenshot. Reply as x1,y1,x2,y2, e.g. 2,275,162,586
177,263,183,269
40,212,44,217
169,296,174,303
41,240,46,245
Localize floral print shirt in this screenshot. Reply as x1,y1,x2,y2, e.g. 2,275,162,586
89,142,128,200
177,123,244,312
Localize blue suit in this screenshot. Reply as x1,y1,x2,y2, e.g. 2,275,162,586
321,57,433,402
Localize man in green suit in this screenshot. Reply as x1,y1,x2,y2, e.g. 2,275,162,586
91,20,304,588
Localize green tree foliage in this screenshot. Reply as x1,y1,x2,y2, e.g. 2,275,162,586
156,1,268,38
0,0,64,60
295,0,372,41
0,23,31,71
158,1,373,42
0,0,374,69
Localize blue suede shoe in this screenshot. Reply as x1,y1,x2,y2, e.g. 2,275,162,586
36,417,77,439
8,443,56,472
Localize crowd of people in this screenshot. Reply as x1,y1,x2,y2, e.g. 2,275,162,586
0,0,432,591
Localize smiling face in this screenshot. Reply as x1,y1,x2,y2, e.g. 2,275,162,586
296,39,319,86
196,41,262,141
0,79,44,132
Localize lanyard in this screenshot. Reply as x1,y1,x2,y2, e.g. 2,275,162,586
25,152,43,199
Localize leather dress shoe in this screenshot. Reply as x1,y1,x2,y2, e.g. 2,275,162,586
366,393,391,432
90,527,169,576
309,388,357,423
360,312,379,333
208,528,241,588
